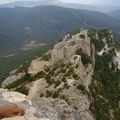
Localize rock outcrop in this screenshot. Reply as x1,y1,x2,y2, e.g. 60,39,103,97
28,79,48,100
4,28,120,120
51,30,91,64
28,60,51,76
1,29,96,120
2,73,25,88
0,88,94,120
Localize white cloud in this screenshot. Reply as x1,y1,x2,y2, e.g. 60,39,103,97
0,0,119,5
60,0,91,4
0,0,38,4
61,0,120,5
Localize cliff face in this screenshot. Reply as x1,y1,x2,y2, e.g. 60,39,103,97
51,30,91,63
1,29,120,120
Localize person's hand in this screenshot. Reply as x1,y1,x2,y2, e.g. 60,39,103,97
0,103,25,118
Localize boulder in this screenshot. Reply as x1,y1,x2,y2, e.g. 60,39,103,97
28,60,51,76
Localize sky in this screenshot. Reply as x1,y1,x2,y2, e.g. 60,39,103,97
0,0,119,5
61,0,119,4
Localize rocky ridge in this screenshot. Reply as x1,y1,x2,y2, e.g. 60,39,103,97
1,29,120,120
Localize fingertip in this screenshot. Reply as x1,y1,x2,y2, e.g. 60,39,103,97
18,109,25,116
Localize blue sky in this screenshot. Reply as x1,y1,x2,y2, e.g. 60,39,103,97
0,0,119,5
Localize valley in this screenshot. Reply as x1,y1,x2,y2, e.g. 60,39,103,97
0,6,120,55
1,5,120,82
0,45,50,83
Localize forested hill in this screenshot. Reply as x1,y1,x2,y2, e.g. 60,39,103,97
109,9,120,19
0,6,120,54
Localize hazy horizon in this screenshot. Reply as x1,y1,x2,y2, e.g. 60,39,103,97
0,0,119,5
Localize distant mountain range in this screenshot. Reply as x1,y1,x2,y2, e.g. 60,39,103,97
0,0,120,13
0,6,120,55
109,9,120,19
1,4,120,89
0,0,60,8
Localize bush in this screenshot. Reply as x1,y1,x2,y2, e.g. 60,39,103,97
63,83,70,89
46,79,54,85
40,93,44,97
52,90,60,98
34,71,46,79
60,68,66,73
54,80,61,88
76,48,92,65
15,62,30,74
62,77,67,82
75,64,79,69
44,67,50,73
41,53,51,61
6,73,33,89
65,66,74,77
73,74,79,80
45,69,55,83
15,86,29,95
77,84,86,94
46,90,52,98
60,95,70,105
92,38,105,52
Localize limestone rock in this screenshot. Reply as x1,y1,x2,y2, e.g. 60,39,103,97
51,30,91,64
114,50,120,70
28,79,48,100
0,89,50,120
28,60,51,76
1,29,95,120
3,116,50,120
2,73,25,88
0,88,95,120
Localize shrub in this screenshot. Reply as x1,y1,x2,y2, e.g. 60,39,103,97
40,93,44,97
52,90,60,98
75,64,79,69
41,53,51,61
6,73,33,89
46,90,52,98
63,83,70,89
65,66,74,77
92,38,105,52
15,62,30,74
46,79,54,85
15,86,29,95
88,29,106,52
34,71,46,79
76,48,83,55
60,95,70,105
73,74,79,80
44,67,50,73
45,69,55,82
76,48,92,65
24,73,33,82
77,84,86,94
62,77,67,82
60,68,66,73
54,80,61,88
58,60,65,68
66,62,73,68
